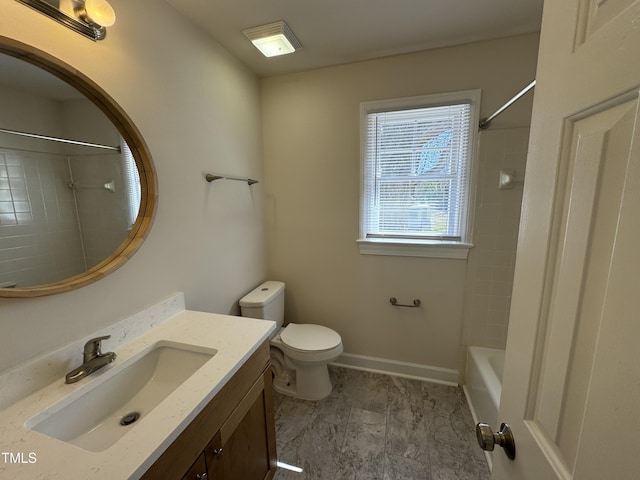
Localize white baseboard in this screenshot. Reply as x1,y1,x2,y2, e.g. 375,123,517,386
331,352,459,386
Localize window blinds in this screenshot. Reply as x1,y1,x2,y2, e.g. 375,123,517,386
121,138,141,228
363,103,472,241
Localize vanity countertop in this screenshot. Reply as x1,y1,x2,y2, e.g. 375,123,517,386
0,310,275,479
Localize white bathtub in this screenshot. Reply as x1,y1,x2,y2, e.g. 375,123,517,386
463,346,505,435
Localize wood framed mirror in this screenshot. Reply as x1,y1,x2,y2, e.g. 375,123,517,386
0,37,157,297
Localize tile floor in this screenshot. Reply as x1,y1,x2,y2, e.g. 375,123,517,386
272,366,490,480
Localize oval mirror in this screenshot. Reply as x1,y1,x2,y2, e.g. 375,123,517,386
0,38,156,297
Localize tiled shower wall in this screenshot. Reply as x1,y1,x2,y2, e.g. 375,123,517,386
69,151,131,269
462,127,529,350
0,149,86,287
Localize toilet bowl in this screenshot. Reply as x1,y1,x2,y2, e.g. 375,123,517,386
239,281,343,401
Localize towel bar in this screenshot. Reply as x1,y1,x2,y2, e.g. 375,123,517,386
204,173,259,185
389,297,421,308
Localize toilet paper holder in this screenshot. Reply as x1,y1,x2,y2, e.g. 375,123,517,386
389,297,421,308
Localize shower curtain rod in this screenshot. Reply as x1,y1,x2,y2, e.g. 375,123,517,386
0,127,121,152
0,145,119,157
479,80,536,129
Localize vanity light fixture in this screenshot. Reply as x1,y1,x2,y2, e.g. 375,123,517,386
242,20,302,57
15,0,116,41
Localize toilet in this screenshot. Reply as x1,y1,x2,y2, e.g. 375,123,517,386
239,281,343,401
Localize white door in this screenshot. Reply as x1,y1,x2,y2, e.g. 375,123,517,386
489,0,640,478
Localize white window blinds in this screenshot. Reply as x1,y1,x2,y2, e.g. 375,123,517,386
362,102,472,241
121,138,141,228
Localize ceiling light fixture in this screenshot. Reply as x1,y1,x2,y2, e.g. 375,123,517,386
242,20,302,57
15,0,116,41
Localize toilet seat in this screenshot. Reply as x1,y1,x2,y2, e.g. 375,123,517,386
280,323,342,352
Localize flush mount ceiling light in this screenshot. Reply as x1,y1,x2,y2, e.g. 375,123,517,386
15,0,116,41
242,20,302,57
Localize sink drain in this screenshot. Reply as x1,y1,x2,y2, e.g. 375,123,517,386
120,412,140,426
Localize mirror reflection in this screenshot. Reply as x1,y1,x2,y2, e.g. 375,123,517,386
0,53,140,288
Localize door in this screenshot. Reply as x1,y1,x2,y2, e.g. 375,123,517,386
491,0,640,478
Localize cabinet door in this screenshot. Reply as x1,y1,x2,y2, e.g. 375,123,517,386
219,369,277,480
204,432,224,479
181,452,208,480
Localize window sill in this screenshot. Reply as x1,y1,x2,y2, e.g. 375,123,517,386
356,238,473,259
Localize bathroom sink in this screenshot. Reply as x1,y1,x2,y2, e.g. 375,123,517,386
26,341,217,452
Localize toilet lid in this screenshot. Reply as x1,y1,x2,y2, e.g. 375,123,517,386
280,324,342,351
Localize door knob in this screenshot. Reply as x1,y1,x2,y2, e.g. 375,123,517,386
476,422,516,460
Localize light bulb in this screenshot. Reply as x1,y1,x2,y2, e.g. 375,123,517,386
84,0,116,27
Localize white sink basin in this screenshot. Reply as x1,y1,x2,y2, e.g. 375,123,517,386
26,341,217,452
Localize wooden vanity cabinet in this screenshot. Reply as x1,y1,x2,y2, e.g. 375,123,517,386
142,341,277,480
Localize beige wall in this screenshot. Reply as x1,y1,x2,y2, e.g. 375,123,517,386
262,33,539,370
0,0,266,372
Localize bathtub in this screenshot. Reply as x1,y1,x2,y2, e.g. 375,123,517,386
463,346,505,438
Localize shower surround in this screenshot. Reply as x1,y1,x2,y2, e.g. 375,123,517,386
462,127,530,351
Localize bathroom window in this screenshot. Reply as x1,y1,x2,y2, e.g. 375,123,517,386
358,90,480,258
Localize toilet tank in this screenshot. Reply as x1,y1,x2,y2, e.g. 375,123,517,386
239,281,285,328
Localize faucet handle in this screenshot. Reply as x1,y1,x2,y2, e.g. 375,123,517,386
83,335,111,359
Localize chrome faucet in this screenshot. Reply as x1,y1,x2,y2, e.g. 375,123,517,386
65,335,117,384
